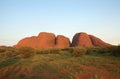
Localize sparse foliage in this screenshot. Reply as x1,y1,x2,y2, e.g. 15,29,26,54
17,47,35,58
62,47,87,57
36,48,60,54
109,46,120,57
72,47,87,57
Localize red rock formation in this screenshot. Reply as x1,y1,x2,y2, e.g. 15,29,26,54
15,32,56,48
37,32,56,48
14,36,38,48
89,35,111,47
55,35,70,48
15,32,111,48
72,32,93,47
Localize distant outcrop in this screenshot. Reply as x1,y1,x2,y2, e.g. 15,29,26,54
15,32,70,48
15,32,111,48
89,35,111,47
55,35,70,48
72,32,93,47
15,32,56,48
72,32,111,47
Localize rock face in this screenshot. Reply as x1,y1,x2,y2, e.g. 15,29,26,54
15,32,56,48
15,32,70,48
72,32,111,47
89,35,111,47
55,35,70,48
72,32,93,47
15,32,111,48
15,36,39,48
38,32,56,48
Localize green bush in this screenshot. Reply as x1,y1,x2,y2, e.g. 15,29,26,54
17,47,35,58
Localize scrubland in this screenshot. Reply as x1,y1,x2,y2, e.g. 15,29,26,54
0,46,120,79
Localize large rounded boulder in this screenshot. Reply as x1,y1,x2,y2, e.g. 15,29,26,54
55,35,70,48
37,32,56,48
15,32,56,48
72,32,93,47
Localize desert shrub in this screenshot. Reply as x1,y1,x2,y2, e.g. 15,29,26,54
36,48,60,54
61,48,73,53
0,57,19,69
86,46,120,57
36,49,48,54
86,47,97,54
17,47,35,58
59,50,73,57
49,48,60,54
109,46,120,57
97,47,111,54
5,49,18,58
0,47,18,58
0,49,6,58
72,47,87,57
0,53,5,58
0,48,6,53
61,47,87,57
5,51,14,58
86,47,112,56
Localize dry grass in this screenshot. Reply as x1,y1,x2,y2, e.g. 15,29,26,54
0,47,120,79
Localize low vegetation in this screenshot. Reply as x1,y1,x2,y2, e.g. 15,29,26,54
0,56,19,69
17,46,35,58
62,47,87,57
0,46,120,79
0,47,17,58
86,46,120,57
35,48,60,54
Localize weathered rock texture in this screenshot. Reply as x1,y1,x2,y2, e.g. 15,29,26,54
72,32,93,47
15,32,70,48
37,32,56,48
55,35,70,48
14,36,38,48
15,32,56,48
89,35,111,47
72,32,111,47
15,32,111,48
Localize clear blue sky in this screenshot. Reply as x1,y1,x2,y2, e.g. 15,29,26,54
0,0,120,46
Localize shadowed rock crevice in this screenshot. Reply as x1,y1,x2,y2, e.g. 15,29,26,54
71,33,80,46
